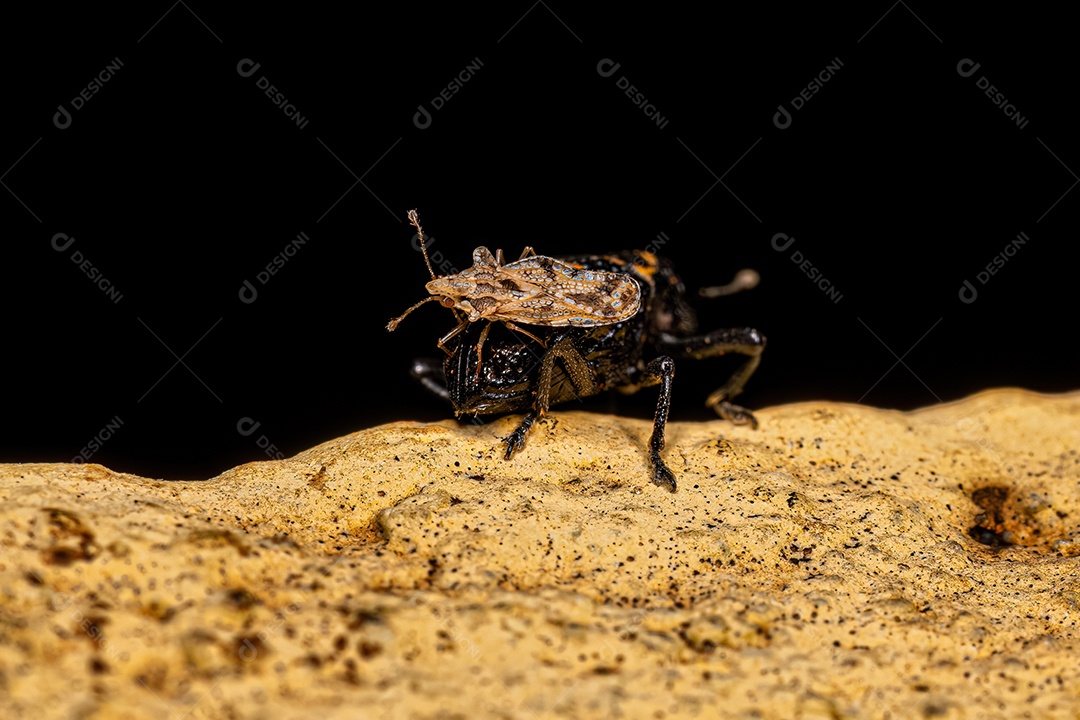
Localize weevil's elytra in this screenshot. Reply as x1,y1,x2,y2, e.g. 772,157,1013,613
388,210,766,492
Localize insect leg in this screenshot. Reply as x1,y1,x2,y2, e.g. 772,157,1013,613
640,356,677,492
473,321,494,380
473,321,546,382
503,334,596,459
502,321,548,349
503,413,536,458
657,327,765,428
495,246,536,266
409,358,450,402
436,319,470,357
697,269,760,298
493,246,536,264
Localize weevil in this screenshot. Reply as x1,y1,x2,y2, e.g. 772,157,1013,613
387,210,765,491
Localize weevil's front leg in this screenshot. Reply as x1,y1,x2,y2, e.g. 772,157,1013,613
658,327,765,428
641,356,677,492
503,334,595,459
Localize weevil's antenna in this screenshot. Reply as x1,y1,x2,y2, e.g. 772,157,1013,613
698,268,760,298
408,209,437,281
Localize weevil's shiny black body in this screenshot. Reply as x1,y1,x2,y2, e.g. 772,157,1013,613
409,250,765,491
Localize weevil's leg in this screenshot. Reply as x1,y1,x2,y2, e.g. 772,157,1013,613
697,269,760,298
436,319,470,356
504,334,596,459
641,356,677,492
657,327,765,429
503,413,537,458
502,321,548,349
516,246,537,261
409,358,450,402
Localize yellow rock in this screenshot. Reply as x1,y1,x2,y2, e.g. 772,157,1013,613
1,388,1078,719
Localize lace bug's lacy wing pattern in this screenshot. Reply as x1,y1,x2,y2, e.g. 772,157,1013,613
425,246,642,327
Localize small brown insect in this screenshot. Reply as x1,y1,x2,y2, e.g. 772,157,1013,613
426,246,641,327
388,210,642,359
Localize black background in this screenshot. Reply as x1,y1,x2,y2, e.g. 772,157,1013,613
3,5,1076,479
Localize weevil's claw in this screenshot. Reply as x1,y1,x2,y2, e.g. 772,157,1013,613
650,453,677,492
503,433,525,460
713,401,759,430
503,413,537,460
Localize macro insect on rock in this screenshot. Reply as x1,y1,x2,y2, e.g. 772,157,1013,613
387,210,766,492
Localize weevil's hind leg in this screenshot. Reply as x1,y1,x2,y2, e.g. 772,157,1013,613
503,334,596,460
658,327,765,429
409,358,450,402
641,356,677,492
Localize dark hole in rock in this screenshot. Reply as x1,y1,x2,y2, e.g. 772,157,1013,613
968,486,1010,547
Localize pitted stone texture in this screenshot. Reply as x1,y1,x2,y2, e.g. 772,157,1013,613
1,389,1077,719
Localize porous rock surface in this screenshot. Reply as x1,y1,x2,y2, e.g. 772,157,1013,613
1,389,1078,719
